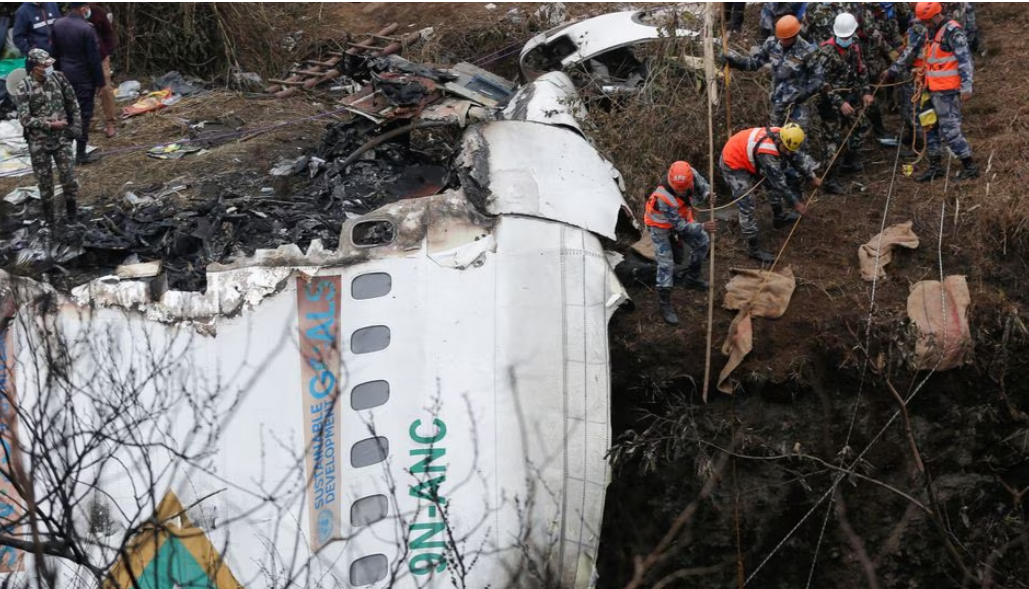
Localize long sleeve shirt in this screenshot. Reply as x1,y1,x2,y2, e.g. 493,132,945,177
12,2,61,55
726,35,824,108
52,12,105,88
17,71,82,151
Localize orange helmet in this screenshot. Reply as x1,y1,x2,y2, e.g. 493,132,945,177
915,2,942,20
667,161,694,193
775,15,801,39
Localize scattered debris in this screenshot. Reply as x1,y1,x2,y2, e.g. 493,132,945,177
122,89,181,118
154,70,205,96
4,186,41,205
146,143,204,160
229,70,264,93
114,80,142,102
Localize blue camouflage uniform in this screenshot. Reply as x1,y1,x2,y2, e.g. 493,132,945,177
719,130,817,241
647,173,712,289
723,35,824,129
924,20,973,161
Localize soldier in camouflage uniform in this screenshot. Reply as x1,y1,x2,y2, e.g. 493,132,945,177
812,12,874,194
643,161,717,325
855,3,904,142
803,2,858,43
721,15,824,130
719,124,820,263
944,3,981,54
909,2,977,181
16,48,82,227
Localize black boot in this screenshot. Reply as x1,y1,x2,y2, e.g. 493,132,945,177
65,197,78,222
915,156,945,182
957,157,980,180
747,237,775,263
76,151,102,165
771,203,800,229
839,151,864,174
41,198,56,228
657,288,679,326
680,262,708,291
823,176,846,195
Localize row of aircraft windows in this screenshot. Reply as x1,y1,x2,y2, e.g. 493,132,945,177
350,272,393,587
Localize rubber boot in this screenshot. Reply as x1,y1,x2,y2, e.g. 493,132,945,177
65,196,78,223
771,203,800,229
680,262,708,291
747,237,775,263
956,157,980,180
41,198,56,228
915,155,945,182
823,174,846,195
839,150,864,174
657,288,679,326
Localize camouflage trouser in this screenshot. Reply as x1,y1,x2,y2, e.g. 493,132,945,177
650,225,709,289
770,101,814,130
719,157,777,240
817,98,867,170
898,80,916,130
927,91,972,160
28,143,78,223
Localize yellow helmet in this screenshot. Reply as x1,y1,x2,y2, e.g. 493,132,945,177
778,123,805,152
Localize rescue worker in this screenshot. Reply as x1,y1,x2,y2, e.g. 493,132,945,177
721,15,824,130
719,124,820,263
16,48,82,228
855,3,903,144
53,2,106,165
912,1,977,181
644,161,717,326
813,12,874,194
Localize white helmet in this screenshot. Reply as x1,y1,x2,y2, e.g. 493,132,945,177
833,12,859,38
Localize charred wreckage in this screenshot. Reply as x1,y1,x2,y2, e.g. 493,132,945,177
0,36,650,589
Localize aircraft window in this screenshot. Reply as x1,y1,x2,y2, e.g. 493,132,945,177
352,273,392,300
352,380,390,410
351,495,389,526
350,554,388,585
352,220,396,247
351,436,389,467
352,326,390,354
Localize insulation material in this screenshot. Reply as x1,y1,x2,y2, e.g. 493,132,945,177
859,221,920,282
718,267,796,394
907,276,972,371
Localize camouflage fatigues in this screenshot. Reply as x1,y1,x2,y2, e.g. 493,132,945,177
647,173,712,289
813,38,871,168
718,147,815,240
725,35,824,129
803,2,858,43
17,68,82,225
856,4,903,78
925,21,974,160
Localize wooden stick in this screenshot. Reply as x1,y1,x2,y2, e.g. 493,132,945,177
721,5,732,137
702,4,718,403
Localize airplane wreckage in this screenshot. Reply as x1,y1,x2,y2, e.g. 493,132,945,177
0,13,698,589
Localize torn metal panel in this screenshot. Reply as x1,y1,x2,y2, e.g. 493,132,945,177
519,9,700,78
458,120,631,241
501,71,586,134
442,61,517,107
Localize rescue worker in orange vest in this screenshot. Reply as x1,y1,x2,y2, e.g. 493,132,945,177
719,123,821,263
912,1,978,181
644,161,718,326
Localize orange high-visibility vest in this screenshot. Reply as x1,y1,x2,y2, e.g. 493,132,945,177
924,20,962,92
644,185,694,229
722,127,781,174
